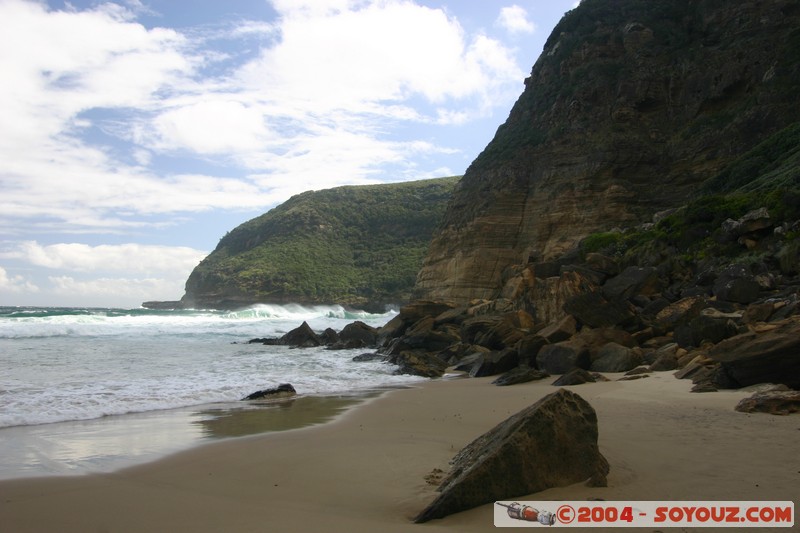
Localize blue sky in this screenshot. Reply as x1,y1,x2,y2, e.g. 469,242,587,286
0,0,578,308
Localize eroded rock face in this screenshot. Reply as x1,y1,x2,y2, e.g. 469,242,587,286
415,389,608,522
415,0,800,305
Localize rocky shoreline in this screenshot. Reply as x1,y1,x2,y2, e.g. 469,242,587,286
255,206,800,416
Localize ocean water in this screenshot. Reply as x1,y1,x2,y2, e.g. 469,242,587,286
0,304,425,477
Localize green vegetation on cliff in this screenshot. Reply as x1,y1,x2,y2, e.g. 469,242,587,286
579,122,800,266
181,176,459,310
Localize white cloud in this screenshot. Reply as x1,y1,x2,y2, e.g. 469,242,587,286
0,0,526,236
2,242,207,274
239,1,521,108
0,266,40,293
496,5,537,34
48,275,186,303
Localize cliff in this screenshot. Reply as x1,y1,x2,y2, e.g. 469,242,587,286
416,0,800,304
178,176,458,311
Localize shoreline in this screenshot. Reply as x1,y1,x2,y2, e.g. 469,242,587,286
0,388,390,481
1,374,797,532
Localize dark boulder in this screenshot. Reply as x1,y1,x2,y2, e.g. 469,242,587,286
320,327,340,345
675,309,741,348
399,300,455,325
492,367,550,386
712,264,760,304
602,266,661,301
403,326,463,352
735,390,800,415
654,296,706,331
414,389,608,522
279,321,322,347
649,350,679,372
536,315,577,343
335,321,378,348
536,339,590,374
352,352,385,362
552,368,596,386
590,342,641,372
515,334,548,368
468,348,519,378
390,350,448,378
241,383,297,400
564,291,639,329
742,302,775,324
708,317,800,388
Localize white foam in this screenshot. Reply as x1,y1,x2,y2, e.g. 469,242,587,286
0,306,419,428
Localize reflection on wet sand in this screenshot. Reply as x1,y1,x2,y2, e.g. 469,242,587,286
192,392,381,438
0,388,402,479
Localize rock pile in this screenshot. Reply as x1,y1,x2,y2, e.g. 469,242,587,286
364,207,800,400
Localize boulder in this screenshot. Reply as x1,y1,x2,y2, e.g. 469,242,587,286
492,367,550,386
399,300,455,325
279,321,321,347
390,350,448,378
591,342,641,372
515,334,548,368
536,315,577,343
583,253,619,276
602,266,661,300
414,389,608,523
241,383,296,401
331,321,376,348
624,366,652,376
564,291,639,329
463,311,532,350
736,207,773,235
552,368,596,386
468,348,519,378
438,343,488,365
675,310,741,348
734,391,800,415
403,326,463,352
712,264,760,304
742,302,775,324
536,339,590,374
776,240,799,275
654,296,706,330
352,352,385,362
452,351,486,373
320,328,340,345
708,317,800,388
460,315,505,346
649,351,679,371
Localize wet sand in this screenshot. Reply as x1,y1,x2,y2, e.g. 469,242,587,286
1,374,797,532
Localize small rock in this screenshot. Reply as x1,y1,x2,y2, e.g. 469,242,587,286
552,368,596,386
492,367,550,386
241,383,297,401
735,391,800,415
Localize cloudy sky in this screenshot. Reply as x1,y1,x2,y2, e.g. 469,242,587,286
0,0,578,308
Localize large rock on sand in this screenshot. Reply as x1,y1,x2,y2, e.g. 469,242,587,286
709,317,800,389
734,390,800,415
414,389,608,522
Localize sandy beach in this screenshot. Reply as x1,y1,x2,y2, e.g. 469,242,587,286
1,373,797,532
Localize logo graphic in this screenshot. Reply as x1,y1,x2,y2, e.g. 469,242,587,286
496,501,556,526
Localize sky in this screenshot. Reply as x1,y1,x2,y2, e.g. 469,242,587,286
0,0,579,308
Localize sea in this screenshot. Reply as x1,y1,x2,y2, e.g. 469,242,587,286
0,304,426,479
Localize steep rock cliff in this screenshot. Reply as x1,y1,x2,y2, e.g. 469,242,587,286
416,0,800,304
